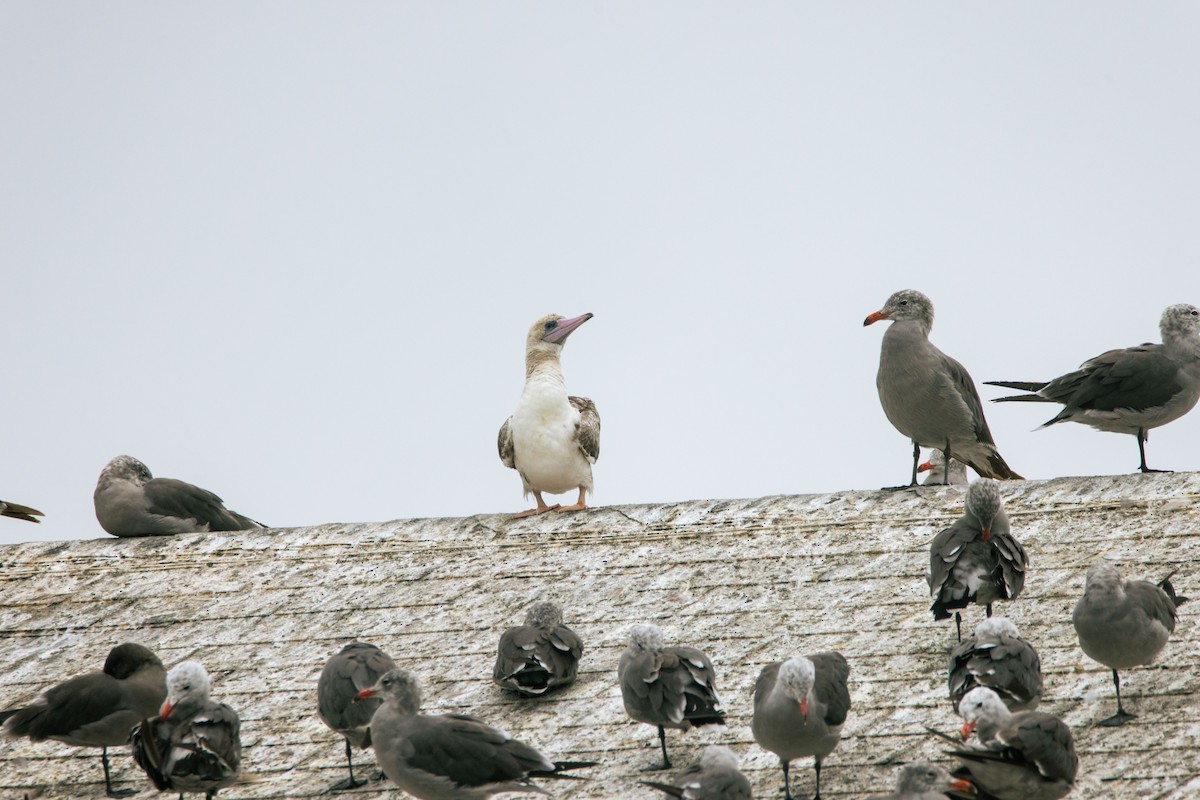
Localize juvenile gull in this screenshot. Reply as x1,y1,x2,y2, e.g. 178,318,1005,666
883,762,975,800
618,623,726,770
987,303,1200,473
1,497,43,523
131,660,241,799
354,668,594,799
751,653,851,800
318,641,398,790
1071,561,1187,726
919,450,968,486
865,290,1022,486
492,600,583,697
949,617,1042,712
950,687,1077,800
0,643,166,798
93,455,263,537
640,745,753,800
929,480,1028,641
499,313,600,518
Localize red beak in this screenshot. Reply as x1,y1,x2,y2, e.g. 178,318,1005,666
982,527,991,542
353,688,377,703
863,310,889,326
949,776,976,796
159,700,174,720
917,461,933,473
799,698,809,720
960,720,976,740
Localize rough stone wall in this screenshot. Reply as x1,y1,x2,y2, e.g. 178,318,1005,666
1,473,1198,799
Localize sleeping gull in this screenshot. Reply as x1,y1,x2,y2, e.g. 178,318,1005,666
93,455,263,537
949,617,1042,712
883,762,974,800
318,641,398,790
1,643,166,798
492,600,583,696
640,745,752,800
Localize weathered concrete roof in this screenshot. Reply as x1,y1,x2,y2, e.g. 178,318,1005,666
2,473,1198,799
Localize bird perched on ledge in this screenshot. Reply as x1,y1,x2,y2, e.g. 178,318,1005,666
493,600,583,696
93,455,263,537
499,313,600,518
987,303,1200,473
864,290,1022,486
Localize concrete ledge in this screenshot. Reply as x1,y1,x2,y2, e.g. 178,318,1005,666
2,473,1199,798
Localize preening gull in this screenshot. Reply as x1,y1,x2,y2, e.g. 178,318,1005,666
751,653,851,800
318,641,398,790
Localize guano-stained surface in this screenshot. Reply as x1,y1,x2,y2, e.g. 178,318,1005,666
1,474,1198,799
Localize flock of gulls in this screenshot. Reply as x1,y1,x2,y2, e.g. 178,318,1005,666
2,291,1199,800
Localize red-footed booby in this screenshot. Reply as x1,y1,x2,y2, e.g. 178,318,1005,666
130,660,242,799
1071,561,1187,726
987,303,1200,473
865,290,1022,487
93,455,263,537
499,313,600,518
0,643,166,798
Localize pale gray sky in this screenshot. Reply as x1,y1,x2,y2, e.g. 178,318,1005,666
3,3,1199,545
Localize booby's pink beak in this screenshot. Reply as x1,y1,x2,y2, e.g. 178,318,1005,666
917,461,934,473
542,313,593,344
863,309,889,326
159,700,174,720
353,688,378,703
960,720,976,740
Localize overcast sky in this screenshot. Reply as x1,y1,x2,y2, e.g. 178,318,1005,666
3,3,1199,546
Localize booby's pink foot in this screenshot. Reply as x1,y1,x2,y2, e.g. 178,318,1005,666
512,504,561,519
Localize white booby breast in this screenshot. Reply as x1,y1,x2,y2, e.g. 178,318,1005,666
498,313,600,518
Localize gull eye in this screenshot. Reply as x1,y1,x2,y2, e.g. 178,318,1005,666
899,299,908,306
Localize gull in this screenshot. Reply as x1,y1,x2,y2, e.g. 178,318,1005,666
318,641,398,790
492,600,583,696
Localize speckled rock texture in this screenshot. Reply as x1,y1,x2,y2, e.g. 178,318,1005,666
2,474,1198,799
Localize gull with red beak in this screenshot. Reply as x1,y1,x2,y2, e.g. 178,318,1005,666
987,303,1200,473
864,290,1022,487
918,450,968,486
498,313,600,518
929,479,1027,642
353,668,594,799
751,653,851,800
951,687,1077,800
130,661,241,800
883,762,975,800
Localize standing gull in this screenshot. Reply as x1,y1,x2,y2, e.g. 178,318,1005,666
93,455,263,537
883,762,975,800
1072,561,1187,726
318,641,398,790
1,497,43,523
0,643,166,798
987,303,1200,473
131,661,241,799
493,600,583,696
751,653,851,800
951,687,1077,800
949,617,1043,712
918,450,968,486
354,668,594,799
618,623,726,770
499,313,600,518
929,479,1028,641
865,290,1022,486
640,745,753,800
